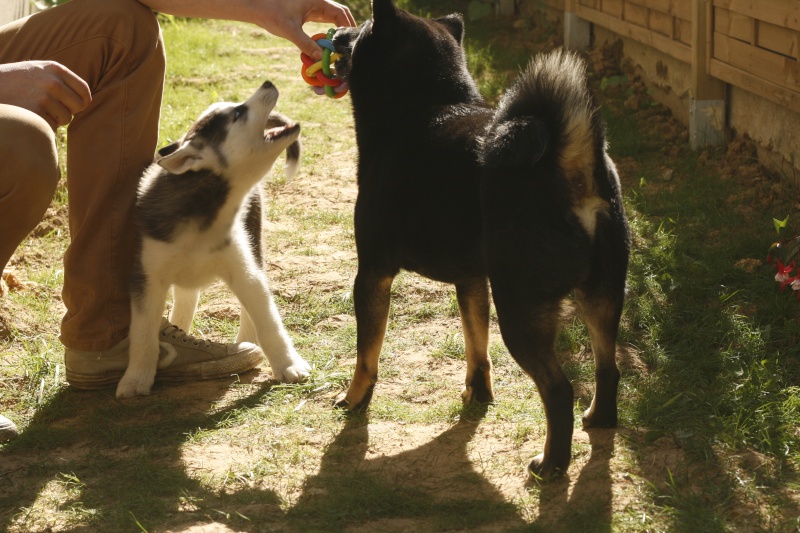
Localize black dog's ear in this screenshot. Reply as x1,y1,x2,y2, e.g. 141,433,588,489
372,0,397,24
157,141,180,158
436,14,465,45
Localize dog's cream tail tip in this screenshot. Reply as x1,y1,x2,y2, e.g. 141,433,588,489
285,159,299,183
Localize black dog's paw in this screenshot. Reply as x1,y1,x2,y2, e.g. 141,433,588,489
333,385,375,412
582,406,618,429
526,453,568,483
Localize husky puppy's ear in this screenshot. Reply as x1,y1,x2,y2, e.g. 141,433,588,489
157,142,203,175
157,141,181,158
436,14,465,45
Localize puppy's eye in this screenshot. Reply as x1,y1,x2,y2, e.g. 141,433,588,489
233,106,246,122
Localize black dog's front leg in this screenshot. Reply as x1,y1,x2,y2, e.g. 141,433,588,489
335,269,394,410
455,278,494,404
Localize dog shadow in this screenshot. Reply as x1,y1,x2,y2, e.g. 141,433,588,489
286,403,531,531
0,371,284,531
529,427,617,531
1,376,617,531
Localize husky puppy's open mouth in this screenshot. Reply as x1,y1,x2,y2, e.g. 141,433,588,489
265,122,300,142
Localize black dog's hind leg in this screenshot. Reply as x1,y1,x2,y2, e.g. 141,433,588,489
335,269,394,410
576,285,623,429
492,290,574,479
456,278,494,404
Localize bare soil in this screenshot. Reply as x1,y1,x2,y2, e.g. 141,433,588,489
1,27,798,533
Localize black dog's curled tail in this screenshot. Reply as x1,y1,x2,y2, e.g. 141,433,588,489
480,49,612,237
479,49,599,176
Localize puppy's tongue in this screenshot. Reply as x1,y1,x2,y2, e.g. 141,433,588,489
264,124,295,141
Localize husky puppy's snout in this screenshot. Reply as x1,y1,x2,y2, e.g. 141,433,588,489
154,80,301,179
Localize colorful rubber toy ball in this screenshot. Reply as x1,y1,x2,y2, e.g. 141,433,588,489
300,28,349,99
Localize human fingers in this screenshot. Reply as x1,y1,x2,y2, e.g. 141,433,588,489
289,26,325,60
296,1,355,58
308,1,355,27
45,62,92,114
329,1,356,27
40,98,73,130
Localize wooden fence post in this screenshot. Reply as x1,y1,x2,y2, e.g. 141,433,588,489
690,0,726,148
564,0,591,50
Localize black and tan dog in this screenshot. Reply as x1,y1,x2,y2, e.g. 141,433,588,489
332,0,630,478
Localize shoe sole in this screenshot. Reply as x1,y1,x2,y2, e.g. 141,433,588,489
66,351,263,391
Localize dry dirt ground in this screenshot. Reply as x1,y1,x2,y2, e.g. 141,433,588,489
1,25,798,533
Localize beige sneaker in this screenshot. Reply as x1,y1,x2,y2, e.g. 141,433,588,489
0,414,18,442
65,319,263,390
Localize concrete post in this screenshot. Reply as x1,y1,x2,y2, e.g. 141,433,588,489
564,0,591,50
690,0,726,147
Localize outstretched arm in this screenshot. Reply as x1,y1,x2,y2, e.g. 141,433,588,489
138,0,356,59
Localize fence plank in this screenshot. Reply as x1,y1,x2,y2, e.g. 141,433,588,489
574,3,691,62
676,18,692,45
624,1,648,27
641,0,691,20
713,0,800,32
714,7,754,43
602,0,624,17
711,59,800,113
649,10,674,37
714,33,800,91
758,21,797,58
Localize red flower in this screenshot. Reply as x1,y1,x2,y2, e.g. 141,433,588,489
774,260,794,284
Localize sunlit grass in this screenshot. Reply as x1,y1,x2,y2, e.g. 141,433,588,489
1,5,799,533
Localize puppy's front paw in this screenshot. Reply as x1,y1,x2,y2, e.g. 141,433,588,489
116,373,154,399
273,357,311,383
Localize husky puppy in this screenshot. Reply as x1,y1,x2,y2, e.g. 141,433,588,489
116,81,311,399
332,1,631,478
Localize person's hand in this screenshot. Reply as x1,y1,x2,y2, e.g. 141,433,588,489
254,0,356,60
0,61,91,130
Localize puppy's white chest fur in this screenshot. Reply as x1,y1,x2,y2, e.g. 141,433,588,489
143,215,249,289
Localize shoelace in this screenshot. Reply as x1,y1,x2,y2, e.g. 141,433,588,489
160,324,213,349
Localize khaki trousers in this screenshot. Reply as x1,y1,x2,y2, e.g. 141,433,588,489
0,0,165,351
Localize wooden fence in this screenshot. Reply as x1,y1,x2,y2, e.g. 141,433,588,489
709,0,800,113
531,0,800,146
571,0,692,64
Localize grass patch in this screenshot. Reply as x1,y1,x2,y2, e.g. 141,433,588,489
1,3,799,532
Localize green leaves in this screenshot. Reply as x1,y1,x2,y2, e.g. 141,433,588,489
773,215,790,235
600,74,628,92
